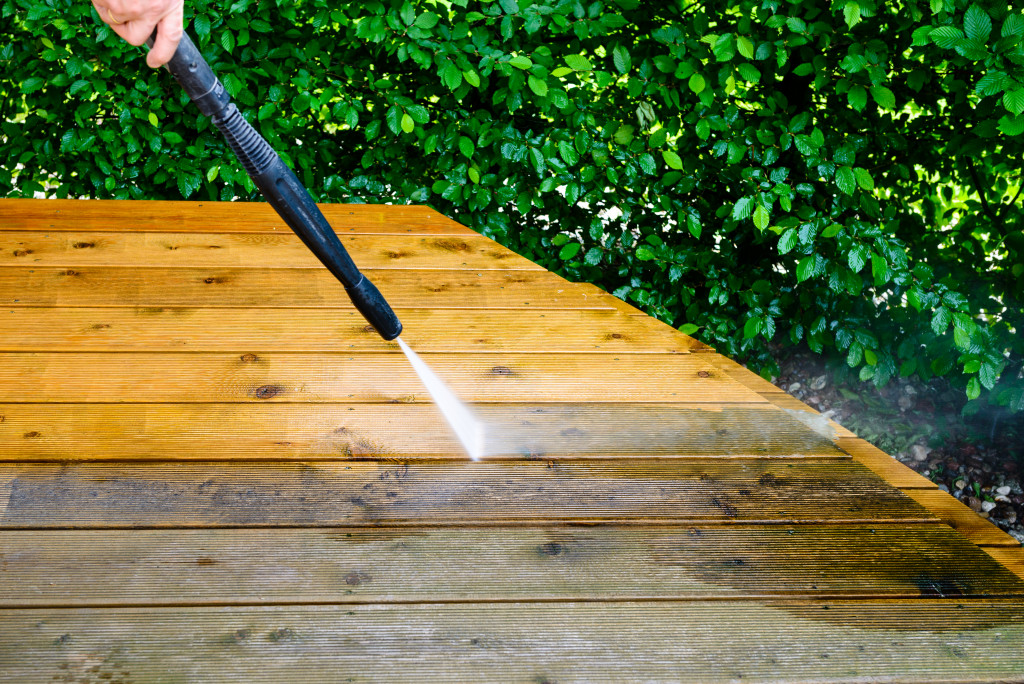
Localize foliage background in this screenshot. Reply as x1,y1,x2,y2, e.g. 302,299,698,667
3,0,1023,415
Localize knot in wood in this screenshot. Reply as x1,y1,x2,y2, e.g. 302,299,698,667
253,385,283,400
697,370,712,378
490,365,513,376
240,353,259,363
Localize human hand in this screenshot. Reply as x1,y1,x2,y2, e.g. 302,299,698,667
92,0,184,68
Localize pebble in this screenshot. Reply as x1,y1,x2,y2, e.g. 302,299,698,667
981,500,997,513
898,395,913,410
910,444,930,462
996,485,1012,496
968,496,983,512
810,375,827,391
937,484,949,493
788,382,801,393
954,479,966,490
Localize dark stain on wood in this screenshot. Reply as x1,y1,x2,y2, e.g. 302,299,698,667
253,385,284,400
431,238,471,252
72,241,95,249
12,249,33,257
196,557,217,566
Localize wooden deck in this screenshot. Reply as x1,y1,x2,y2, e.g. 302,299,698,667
1,198,1022,682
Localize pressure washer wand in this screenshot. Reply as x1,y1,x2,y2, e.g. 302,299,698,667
146,30,402,340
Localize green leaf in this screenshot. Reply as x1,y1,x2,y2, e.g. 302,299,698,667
221,30,235,53
679,323,700,335
193,14,211,41
443,63,463,90
695,119,710,140
662,150,683,170
613,125,635,144
1004,89,1024,116
612,45,631,74
414,12,440,29
847,86,867,112
848,244,869,272
998,114,1024,136
148,112,159,127
21,76,45,94
930,25,965,49
853,167,874,191
528,75,549,97
737,36,754,59
401,113,415,134
966,376,981,400
836,166,856,195
458,136,475,158
558,141,579,166
552,67,573,78
464,70,481,88
932,305,951,335
688,73,706,94
844,2,861,28
743,316,763,339
870,85,896,110
509,54,533,70
731,196,754,220
565,54,593,71
963,5,992,42
778,228,798,254
559,242,581,260
753,204,769,231
796,256,815,282
1003,14,1024,38
713,34,736,62
635,245,655,261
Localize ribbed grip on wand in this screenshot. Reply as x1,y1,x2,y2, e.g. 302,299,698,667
213,104,276,175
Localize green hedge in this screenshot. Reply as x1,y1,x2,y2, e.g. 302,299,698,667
3,0,1024,413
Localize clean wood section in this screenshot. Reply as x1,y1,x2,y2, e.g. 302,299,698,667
1,199,1021,682
0,352,763,404
0,460,932,527
0,403,845,460
0,198,475,235
2,524,1021,607
0,307,700,353
0,266,614,309
2,602,1023,682
902,489,1022,547
0,231,539,270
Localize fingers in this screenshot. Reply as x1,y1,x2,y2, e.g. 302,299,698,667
146,9,184,68
92,0,184,66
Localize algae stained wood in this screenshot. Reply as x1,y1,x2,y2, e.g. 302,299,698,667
0,198,1021,683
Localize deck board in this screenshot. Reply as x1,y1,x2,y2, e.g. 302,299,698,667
0,307,700,353
0,403,845,460
2,524,1021,607
0,266,614,309
1,198,1020,682
0,459,930,527
2,602,1023,683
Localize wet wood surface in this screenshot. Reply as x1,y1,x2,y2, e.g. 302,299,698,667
1,199,1022,682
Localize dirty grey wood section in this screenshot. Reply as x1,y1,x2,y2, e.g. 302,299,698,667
1,199,1022,682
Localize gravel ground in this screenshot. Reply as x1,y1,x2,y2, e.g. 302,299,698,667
772,350,1024,543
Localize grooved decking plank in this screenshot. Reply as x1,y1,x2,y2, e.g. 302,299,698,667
835,436,938,490
902,489,1022,547
1,602,1022,682
0,352,763,405
0,307,700,354
0,267,614,309
0,231,538,271
1,524,1020,607
0,459,934,528
0,403,845,461
0,198,475,235
982,547,1024,581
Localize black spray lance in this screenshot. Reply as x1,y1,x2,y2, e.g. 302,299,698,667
146,30,402,340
